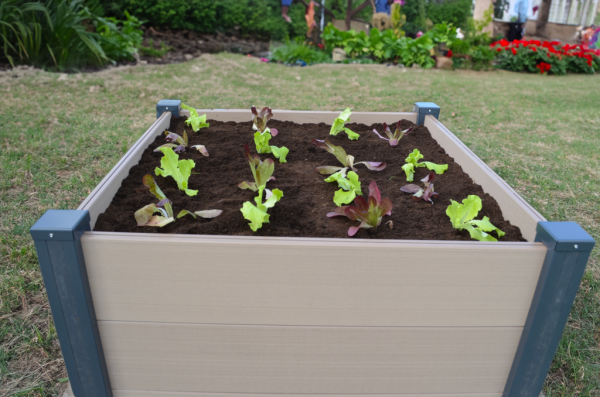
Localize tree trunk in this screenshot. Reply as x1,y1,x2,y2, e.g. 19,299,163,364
536,0,552,36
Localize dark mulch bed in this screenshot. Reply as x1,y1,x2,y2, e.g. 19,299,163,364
95,116,524,241
137,27,270,65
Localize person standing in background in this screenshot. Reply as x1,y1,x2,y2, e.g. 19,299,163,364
375,0,394,14
282,0,293,22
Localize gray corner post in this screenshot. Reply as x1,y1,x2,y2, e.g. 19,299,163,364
30,210,112,397
156,99,181,118
503,221,595,397
413,102,440,125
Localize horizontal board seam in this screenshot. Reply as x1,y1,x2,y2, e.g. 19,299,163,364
99,320,524,330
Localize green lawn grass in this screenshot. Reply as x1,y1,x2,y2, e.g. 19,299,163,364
1,54,599,396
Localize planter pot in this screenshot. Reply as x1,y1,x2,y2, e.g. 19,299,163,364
30,101,594,397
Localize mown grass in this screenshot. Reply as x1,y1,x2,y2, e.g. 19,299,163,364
0,55,599,396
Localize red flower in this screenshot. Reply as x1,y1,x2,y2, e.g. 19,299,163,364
536,62,551,74
531,47,537,52
497,47,502,52
447,50,453,57
511,47,517,55
500,39,509,47
317,43,324,50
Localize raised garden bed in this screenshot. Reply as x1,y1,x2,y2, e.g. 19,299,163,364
30,101,595,397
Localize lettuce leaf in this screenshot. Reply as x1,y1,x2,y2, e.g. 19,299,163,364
254,130,273,154
325,170,363,206
181,103,209,132
240,185,283,231
270,145,289,163
330,108,360,140
155,147,198,196
446,195,505,241
402,149,447,181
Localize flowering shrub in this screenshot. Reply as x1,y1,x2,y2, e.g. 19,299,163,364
491,39,600,75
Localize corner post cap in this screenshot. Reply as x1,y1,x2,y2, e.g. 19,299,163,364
413,102,440,125
157,99,182,118
30,210,90,241
536,221,595,252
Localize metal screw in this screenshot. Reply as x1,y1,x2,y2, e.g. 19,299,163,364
49,233,53,238
574,244,578,249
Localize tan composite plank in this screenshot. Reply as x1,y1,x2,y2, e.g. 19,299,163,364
83,232,545,327
424,116,545,242
100,321,521,395
114,391,501,397
79,111,171,228
182,108,418,124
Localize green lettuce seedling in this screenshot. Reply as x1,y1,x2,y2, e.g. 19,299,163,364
402,148,448,182
154,130,209,156
251,106,289,163
181,103,209,132
135,175,221,227
446,195,505,242
155,147,198,196
327,181,392,236
135,175,175,227
324,170,363,206
312,139,385,175
238,144,276,192
241,185,283,232
330,108,360,140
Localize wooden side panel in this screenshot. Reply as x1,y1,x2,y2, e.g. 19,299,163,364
100,321,522,395
424,116,545,242
183,109,418,124
79,112,171,229
114,392,501,397
82,232,546,327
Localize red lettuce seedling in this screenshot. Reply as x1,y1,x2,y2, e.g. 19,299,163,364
181,103,209,132
400,171,439,204
134,175,175,227
312,139,386,175
372,121,413,146
402,148,448,182
251,106,289,162
238,144,276,192
153,130,209,156
327,181,392,236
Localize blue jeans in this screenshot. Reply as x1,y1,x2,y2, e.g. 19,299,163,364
282,0,292,6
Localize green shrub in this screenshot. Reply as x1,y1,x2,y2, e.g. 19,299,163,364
426,0,472,30
0,0,142,70
271,40,331,64
106,0,307,40
322,23,456,68
139,38,172,57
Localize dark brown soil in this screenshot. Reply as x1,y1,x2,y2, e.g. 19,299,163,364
94,116,525,241
138,27,270,65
